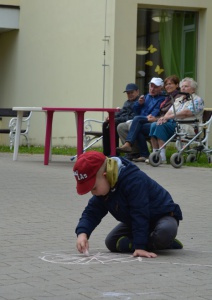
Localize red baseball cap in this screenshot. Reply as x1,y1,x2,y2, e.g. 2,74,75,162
73,151,106,195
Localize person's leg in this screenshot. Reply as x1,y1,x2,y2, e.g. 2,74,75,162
150,121,176,161
149,122,159,150
158,138,166,161
102,121,111,156
115,127,120,148
147,216,182,250
117,122,129,145
117,117,148,152
150,137,159,150
125,116,148,144
136,123,151,158
105,222,133,253
103,122,120,156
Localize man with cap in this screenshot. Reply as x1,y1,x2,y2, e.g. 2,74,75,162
102,83,139,156
73,150,183,258
116,77,165,160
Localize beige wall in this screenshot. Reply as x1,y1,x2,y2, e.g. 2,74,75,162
0,0,20,5
0,0,212,146
0,0,116,146
114,0,212,145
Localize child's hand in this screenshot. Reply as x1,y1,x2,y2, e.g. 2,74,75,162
133,249,157,258
76,233,89,254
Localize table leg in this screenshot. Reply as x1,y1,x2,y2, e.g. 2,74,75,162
44,111,54,165
13,111,23,161
75,111,85,158
108,112,116,156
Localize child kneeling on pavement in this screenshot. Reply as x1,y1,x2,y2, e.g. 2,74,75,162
73,151,183,258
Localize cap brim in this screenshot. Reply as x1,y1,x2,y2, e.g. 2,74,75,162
76,176,96,195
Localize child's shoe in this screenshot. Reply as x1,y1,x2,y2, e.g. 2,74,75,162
170,238,183,249
116,236,132,252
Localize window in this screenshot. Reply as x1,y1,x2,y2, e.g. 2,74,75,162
136,8,198,93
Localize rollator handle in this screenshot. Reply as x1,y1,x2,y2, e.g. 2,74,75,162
178,92,191,100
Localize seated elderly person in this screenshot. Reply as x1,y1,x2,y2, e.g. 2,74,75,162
102,83,139,156
116,75,181,162
148,77,204,164
116,77,165,160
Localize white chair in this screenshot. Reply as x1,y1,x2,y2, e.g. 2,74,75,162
9,111,32,149
70,118,103,161
83,118,103,148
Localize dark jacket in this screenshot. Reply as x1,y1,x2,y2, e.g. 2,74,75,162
114,97,139,124
75,157,183,250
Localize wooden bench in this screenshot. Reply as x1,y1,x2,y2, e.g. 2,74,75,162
0,108,32,149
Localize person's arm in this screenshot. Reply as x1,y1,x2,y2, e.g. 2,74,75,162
115,100,136,123
133,249,157,258
148,95,166,117
76,233,89,253
156,108,191,124
75,196,108,253
133,95,145,115
157,96,204,124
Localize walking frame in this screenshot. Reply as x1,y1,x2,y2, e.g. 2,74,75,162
148,93,212,168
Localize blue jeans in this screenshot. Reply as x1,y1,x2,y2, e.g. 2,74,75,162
125,116,151,157
105,216,178,252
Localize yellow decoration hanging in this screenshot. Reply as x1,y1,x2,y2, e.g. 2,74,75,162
145,60,153,66
155,65,164,75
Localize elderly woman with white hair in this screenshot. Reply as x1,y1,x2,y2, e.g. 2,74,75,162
148,77,204,163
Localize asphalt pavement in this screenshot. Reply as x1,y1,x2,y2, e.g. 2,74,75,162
1,152,212,300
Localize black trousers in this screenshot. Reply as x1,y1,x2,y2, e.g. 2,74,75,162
105,216,178,252
102,121,120,156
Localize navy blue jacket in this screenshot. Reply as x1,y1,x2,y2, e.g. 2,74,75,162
133,93,165,117
75,158,183,250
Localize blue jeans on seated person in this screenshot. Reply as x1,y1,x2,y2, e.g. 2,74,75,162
105,216,178,252
125,116,151,158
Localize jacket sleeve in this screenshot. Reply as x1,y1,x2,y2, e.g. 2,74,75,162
150,96,166,117
75,196,108,238
115,100,136,123
133,100,144,116
150,104,162,117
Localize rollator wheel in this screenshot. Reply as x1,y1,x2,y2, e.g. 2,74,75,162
170,153,184,168
186,154,197,163
149,152,161,167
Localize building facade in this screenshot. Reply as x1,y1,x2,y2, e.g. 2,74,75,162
0,0,211,146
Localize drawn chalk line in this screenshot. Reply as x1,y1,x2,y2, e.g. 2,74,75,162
39,250,211,267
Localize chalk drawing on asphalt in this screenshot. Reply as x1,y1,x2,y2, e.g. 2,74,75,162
39,249,212,267
39,250,142,265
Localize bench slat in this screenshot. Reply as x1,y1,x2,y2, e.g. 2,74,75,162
84,131,102,137
0,108,30,118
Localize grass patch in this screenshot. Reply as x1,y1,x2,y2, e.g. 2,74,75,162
0,145,211,168
0,145,101,156
165,145,212,168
